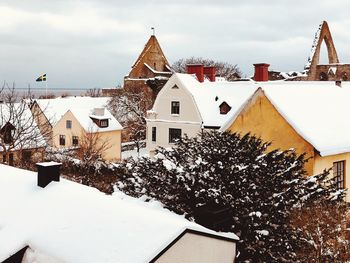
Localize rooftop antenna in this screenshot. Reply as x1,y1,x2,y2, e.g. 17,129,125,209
151,27,155,36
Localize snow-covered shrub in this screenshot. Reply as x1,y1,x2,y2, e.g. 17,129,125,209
117,131,347,262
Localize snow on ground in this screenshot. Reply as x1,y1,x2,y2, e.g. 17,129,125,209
122,147,148,159
0,164,237,263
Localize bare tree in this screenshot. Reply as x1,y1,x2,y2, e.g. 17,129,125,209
76,128,111,163
85,88,101,97
108,83,153,153
172,57,242,80
290,201,350,262
0,83,52,168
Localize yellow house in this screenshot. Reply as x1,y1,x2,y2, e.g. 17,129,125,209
221,81,350,200
32,97,122,161
54,107,122,161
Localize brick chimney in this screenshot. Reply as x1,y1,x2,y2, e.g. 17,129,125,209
253,63,270,82
187,64,204,82
36,161,62,188
204,66,216,82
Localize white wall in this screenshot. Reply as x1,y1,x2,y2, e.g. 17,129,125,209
147,75,202,153
154,231,236,263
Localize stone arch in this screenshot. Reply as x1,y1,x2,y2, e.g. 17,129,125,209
306,21,339,80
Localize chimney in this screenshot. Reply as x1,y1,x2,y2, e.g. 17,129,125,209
253,63,270,82
36,161,62,188
93,107,105,116
204,66,216,82
187,64,204,82
336,80,342,87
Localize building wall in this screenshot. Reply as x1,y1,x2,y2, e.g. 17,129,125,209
98,130,122,161
314,152,350,201
146,76,202,153
154,232,236,263
314,64,350,81
227,92,315,174
53,111,121,161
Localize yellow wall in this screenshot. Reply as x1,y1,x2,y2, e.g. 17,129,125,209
97,130,122,161
227,91,315,175
53,111,121,161
314,152,350,201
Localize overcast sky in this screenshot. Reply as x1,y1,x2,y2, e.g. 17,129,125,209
1,0,350,90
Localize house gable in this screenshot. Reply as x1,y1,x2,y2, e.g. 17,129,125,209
150,229,236,263
226,89,315,174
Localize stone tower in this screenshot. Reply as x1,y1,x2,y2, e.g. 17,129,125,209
124,34,172,96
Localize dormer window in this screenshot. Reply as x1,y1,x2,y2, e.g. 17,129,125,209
100,119,109,128
219,102,232,115
1,122,15,144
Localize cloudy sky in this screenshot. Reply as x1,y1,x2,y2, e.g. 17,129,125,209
1,0,350,90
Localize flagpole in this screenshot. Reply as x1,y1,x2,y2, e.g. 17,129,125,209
45,78,48,98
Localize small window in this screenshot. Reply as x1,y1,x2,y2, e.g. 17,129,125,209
171,101,180,115
72,136,79,146
59,135,66,146
219,102,232,115
2,154,6,163
66,120,72,129
100,119,109,128
333,160,345,189
152,127,156,142
171,85,179,89
169,128,181,143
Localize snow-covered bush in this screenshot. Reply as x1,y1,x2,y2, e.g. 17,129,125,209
117,131,347,262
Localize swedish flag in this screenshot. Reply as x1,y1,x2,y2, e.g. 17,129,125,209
36,74,47,82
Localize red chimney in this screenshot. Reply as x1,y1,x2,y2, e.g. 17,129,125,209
253,63,270,82
204,66,216,82
187,64,204,82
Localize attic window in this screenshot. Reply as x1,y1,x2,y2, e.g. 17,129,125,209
100,119,109,128
215,96,219,101
171,85,179,89
219,102,231,115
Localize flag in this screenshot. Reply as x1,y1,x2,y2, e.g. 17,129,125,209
36,74,46,82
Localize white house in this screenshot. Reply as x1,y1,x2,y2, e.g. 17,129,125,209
0,163,238,263
146,67,258,154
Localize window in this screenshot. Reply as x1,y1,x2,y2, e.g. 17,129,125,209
171,101,180,115
333,160,345,189
3,130,12,144
169,128,181,143
171,85,179,89
219,102,232,115
66,120,72,129
59,135,66,146
72,136,79,146
152,127,156,142
2,154,6,163
100,119,109,128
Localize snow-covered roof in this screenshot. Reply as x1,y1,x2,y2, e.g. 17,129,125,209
68,107,122,132
170,73,258,127
221,81,350,156
35,96,122,132
35,96,111,126
0,164,237,263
